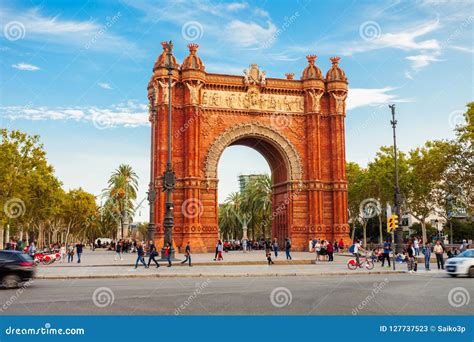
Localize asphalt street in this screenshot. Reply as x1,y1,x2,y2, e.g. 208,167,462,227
0,273,472,315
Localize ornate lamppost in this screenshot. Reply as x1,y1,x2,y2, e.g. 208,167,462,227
147,87,157,243
389,104,403,253
161,40,176,259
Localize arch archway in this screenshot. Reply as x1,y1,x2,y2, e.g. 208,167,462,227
205,122,303,246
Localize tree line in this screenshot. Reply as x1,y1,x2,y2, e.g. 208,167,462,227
0,128,139,249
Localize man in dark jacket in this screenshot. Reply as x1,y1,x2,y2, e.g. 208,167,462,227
180,241,192,266
135,242,148,269
147,241,160,268
76,242,84,263
285,238,292,260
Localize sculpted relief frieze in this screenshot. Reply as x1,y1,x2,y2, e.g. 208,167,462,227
201,89,304,113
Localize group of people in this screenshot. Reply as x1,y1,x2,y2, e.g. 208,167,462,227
121,240,192,269
310,238,346,262
353,237,471,273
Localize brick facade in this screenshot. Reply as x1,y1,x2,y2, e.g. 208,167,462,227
148,43,350,252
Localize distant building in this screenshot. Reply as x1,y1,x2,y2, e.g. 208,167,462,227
238,174,264,193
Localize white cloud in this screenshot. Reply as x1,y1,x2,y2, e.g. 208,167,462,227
344,19,441,55
11,63,40,71
0,5,135,52
450,45,474,54
406,53,441,70
1,101,148,128
98,82,113,90
347,87,410,110
225,2,248,11
225,20,277,47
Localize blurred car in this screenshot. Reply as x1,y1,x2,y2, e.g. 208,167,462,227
446,249,474,278
0,250,35,288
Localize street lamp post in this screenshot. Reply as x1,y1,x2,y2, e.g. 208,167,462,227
147,88,157,243
389,104,403,253
161,40,176,259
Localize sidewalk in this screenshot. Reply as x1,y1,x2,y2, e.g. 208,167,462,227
35,250,445,279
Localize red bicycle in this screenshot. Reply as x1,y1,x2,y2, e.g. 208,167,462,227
347,253,374,270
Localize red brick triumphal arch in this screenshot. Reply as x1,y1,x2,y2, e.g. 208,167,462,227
148,42,350,252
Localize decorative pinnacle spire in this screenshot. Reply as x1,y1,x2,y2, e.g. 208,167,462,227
306,55,317,64
285,73,295,80
187,43,199,53
330,56,341,65
161,41,168,51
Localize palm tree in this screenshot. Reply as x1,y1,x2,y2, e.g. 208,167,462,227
103,164,139,239
245,175,272,239
218,174,272,241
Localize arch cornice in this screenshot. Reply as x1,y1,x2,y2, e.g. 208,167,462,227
204,122,303,181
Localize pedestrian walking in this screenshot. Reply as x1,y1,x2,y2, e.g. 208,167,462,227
327,240,334,262
147,241,160,268
67,244,74,263
75,241,84,263
180,241,192,266
164,243,172,267
216,240,224,261
381,239,391,268
266,248,274,265
115,240,123,261
285,237,292,260
134,242,148,269
422,242,431,271
59,244,66,263
213,240,219,260
272,238,279,258
433,240,445,270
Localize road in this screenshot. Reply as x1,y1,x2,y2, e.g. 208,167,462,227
0,273,472,315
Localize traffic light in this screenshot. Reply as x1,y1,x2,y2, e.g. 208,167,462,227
387,214,399,232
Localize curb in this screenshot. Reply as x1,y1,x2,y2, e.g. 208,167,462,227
48,260,319,268
36,270,406,280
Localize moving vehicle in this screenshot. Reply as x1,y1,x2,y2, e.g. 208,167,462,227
446,249,474,277
0,250,35,288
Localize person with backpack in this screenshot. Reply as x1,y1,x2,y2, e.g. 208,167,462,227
67,244,74,263
180,241,192,266
381,239,391,268
147,241,160,268
284,237,292,260
349,240,364,267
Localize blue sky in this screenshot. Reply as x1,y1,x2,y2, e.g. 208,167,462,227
1,0,473,221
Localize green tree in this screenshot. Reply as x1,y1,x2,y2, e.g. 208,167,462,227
103,164,139,239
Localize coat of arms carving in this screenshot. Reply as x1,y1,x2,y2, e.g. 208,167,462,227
243,64,266,87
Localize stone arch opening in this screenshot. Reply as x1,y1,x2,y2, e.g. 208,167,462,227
205,122,303,245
